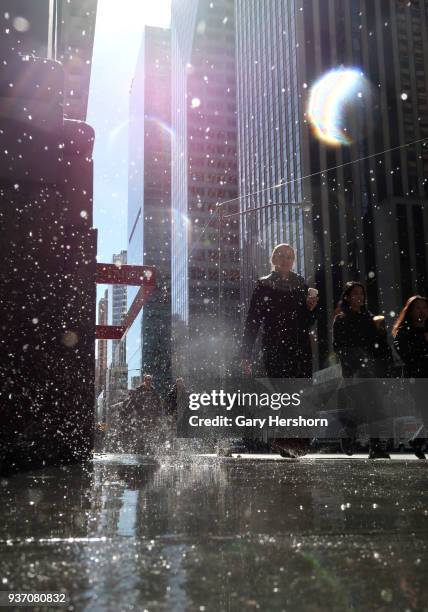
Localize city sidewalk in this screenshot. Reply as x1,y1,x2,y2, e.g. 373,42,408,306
1,453,427,611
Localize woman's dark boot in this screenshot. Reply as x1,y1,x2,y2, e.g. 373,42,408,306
368,438,391,459
409,438,426,460
270,439,298,459
341,438,355,456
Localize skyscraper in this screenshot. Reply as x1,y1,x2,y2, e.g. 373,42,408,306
171,0,240,380
95,289,108,409
106,250,128,410
54,0,98,120
110,250,128,366
1,0,98,120
128,26,172,391
236,0,309,306
235,0,428,367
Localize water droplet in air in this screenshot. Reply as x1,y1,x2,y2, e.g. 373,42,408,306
13,16,30,32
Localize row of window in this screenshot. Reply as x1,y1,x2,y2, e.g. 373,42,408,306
190,267,240,282
190,158,237,171
188,128,236,140
189,143,237,155
190,174,238,184
189,186,238,199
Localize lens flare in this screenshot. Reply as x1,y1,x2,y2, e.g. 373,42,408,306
145,115,175,140
307,68,368,146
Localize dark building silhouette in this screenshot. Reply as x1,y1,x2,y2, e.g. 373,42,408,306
0,2,98,473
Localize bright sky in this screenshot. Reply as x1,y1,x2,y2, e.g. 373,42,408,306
87,0,171,265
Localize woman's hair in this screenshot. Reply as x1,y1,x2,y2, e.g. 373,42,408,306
270,243,295,270
392,295,428,337
335,281,367,316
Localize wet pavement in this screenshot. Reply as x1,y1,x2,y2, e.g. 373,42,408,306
1,453,428,611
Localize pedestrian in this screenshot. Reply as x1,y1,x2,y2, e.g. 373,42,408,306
392,295,428,459
241,243,319,458
164,377,189,444
165,377,188,418
120,389,138,452
392,296,428,378
333,281,394,459
128,374,163,453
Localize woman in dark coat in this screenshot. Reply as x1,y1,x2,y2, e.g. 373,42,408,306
392,296,428,378
392,295,428,459
241,244,318,378
333,281,394,459
127,374,163,453
333,282,394,379
241,243,318,457
165,377,188,424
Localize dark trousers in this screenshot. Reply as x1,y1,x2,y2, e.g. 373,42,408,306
263,348,312,379
263,347,312,453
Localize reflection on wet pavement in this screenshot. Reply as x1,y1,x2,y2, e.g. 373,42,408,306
1,454,427,611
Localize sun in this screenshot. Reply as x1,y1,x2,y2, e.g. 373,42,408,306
97,0,171,35
143,0,171,28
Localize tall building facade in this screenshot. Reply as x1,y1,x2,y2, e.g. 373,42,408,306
235,0,428,367
110,250,128,366
95,289,108,408
236,0,309,307
171,0,240,381
54,0,98,120
106,250,128,410
2,0,97,120
128,26,172,392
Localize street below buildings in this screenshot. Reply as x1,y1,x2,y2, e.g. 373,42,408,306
1,453,427,611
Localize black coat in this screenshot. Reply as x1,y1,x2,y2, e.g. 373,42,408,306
127,385,162,423
241,271,317,377
165,385,189,417
333,309,394,378
393,325,428,378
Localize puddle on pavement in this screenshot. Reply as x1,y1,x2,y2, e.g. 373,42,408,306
1,454,427,611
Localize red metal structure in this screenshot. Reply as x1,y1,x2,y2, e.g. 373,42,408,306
95,264,156,340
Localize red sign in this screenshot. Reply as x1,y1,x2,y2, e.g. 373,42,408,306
96,325,125,340
95,263,156,341
122,285,154,332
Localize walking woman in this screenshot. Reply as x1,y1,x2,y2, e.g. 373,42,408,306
241,243,318,457
333,281,394,459
392,295,428,459
392,296,428,378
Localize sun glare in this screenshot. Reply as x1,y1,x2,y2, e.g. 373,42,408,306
97,0,171,35
307,67,369,146
143,0,171,28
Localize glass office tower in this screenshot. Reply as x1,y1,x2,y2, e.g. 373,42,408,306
128,26,172,391
235,0,428,367
171,0,240,380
